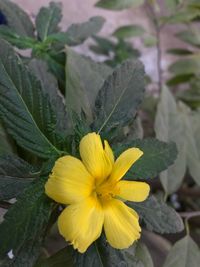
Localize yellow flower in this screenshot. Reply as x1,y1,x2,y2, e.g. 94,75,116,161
45,133,150,253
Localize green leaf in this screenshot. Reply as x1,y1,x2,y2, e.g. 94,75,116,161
0,155,36,201
34,247,74,267
167,48,193,56
113,25,145,38
167,74,194,86
135,242,154,267
92,36,115,56
96,0,144,10
93,60,145,133
36,1,62,41
176,30,200,47
0,177,53,266
169,57,200,75
64,16,105,46
114,138,177,180
129,195,184,234
0,0,34,37
0,122,14,155
163,236,200,267
75,237,143,267
28,59,69,133
155,87,187,194
0,40,62,158
65,47,112,123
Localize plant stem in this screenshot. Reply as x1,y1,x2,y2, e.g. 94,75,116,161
179,211,200,220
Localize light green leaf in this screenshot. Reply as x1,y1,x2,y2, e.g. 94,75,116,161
93,60,145,133
0,155,36,201
65,16,105,46
129,195,184,234
0,0,34,37
0,177,53,266
114,138,177,180
113,25,145,39
169,57,200,75
65,47,112,123
0,40,62,158
176,30,200,47
155,87,187,194
163,236,200,267
36,1,62,41
96,0,144,10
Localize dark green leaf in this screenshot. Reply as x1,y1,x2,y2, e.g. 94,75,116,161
35,247,74,267
163,236,200,267
96,0,144,10
129,195,184,234
92,36,115,56
0,155,37,200
167,48,193,55
167,74,194,86
114,138,177,180
0,40,62,158
0,177,53,266
36,2,62,41
113,25,145,39
0,122,14,155
65,16,105,46
93,60,145,133
0,0,34,37
65,47,112,123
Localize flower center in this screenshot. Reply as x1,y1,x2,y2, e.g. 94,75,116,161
95,180,119,201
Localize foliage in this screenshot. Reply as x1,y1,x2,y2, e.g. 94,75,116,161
0,0,200,266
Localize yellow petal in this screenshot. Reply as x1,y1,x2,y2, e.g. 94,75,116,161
104,140,114,165
109,148,143,183
58,195,104,253
45,156,94,205
103,199,141,249
117,181,150,202
80,133,113,182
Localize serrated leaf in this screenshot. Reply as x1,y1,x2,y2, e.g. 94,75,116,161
113,25,145,39
0,40,62,158
129,195,184,234
96,0,144,10
114,138,177,180
65,16,105,46
28,59,69,133
0,155,37,201
163,236,200,267
75,236,143,267
155,87,187,194
0,0,34,37
93,60,145,133
36,1,62,41
65,47,112,123
0,177,53,266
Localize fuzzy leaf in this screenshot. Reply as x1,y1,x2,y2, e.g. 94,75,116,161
0,0,34,37
96,0,144,10
0,40,62,158
0,155,36,201
114,138,177,180
0,177,53,266
36,2,62,41
129,195,184,234
65,48,112,123
163,236,200,267
93,60,145,133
